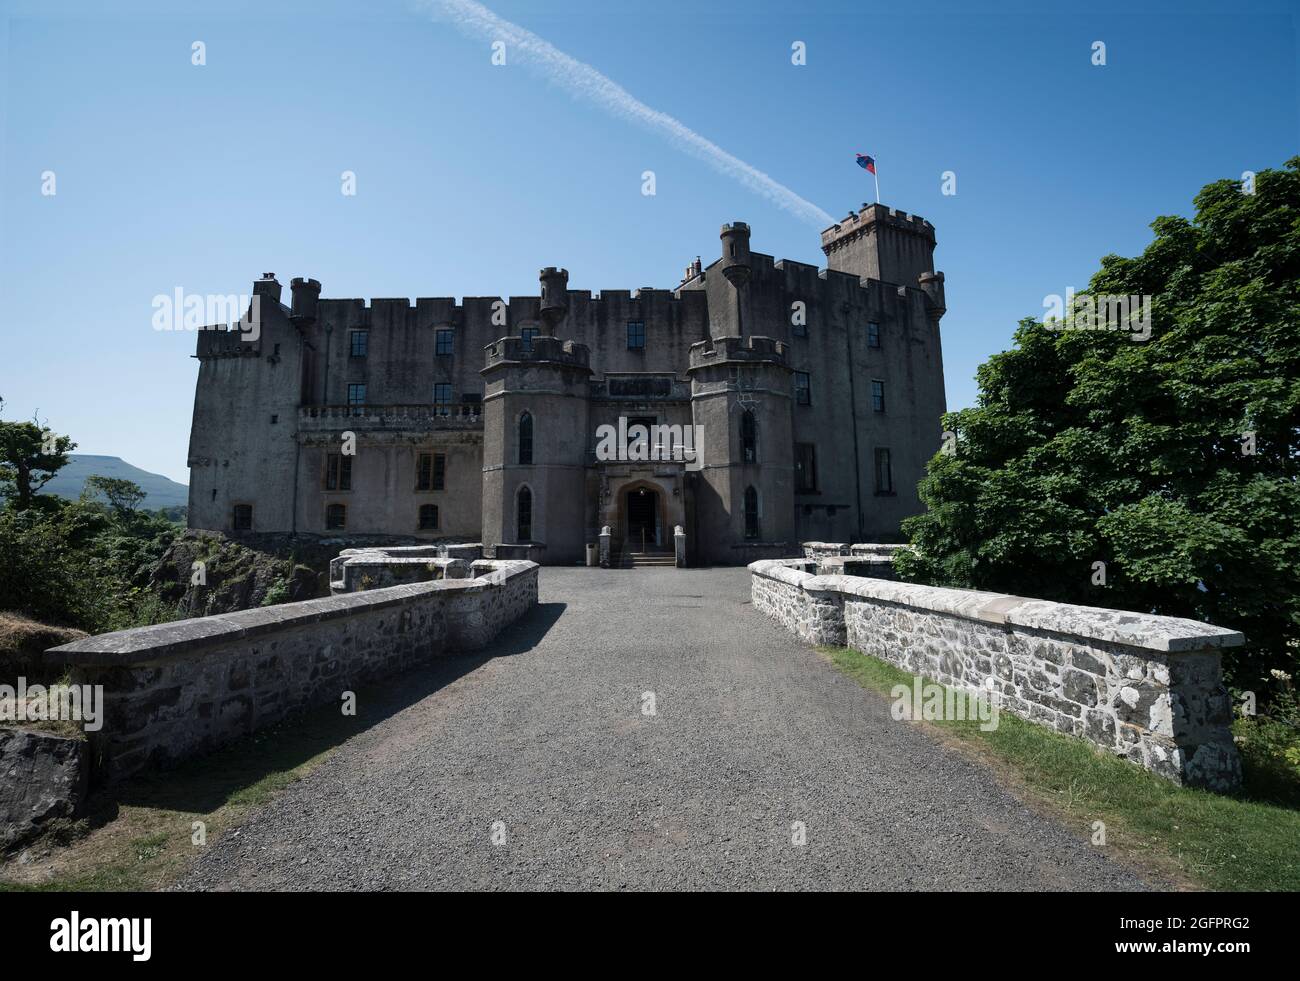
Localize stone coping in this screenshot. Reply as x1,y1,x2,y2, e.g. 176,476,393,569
749,560,1244,654
48,561,539,665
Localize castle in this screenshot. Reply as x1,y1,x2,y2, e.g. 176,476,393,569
185,203,948,565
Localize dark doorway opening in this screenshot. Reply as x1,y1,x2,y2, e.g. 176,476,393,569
625,487,660,551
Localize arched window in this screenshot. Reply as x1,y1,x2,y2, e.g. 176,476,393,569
741,410,757,464
517,486,533,541
518,411,534,465
743,486,760,540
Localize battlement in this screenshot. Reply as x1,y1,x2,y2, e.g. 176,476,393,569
820,203,935,252
483,334,591,370
687,334,788,370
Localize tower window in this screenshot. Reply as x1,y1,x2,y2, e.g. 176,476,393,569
867,322,881,349
626,321,646,350
326,453,353,491
518,411,534,465
436,329,454,356
433,383,453,413
517,485,533,541
743,486,760,540
521,327,539,352
794,371,811,406
232,504,252,531
875,447,894,494
350,330,369,358
325,503,347,530
871,379,886,413
418,504,439,530
740,410,757,463
347,384,366,413
795,443,817,493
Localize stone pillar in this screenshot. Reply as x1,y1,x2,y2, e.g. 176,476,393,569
674,525,686,568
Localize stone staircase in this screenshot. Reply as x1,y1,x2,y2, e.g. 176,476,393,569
611,542,676,569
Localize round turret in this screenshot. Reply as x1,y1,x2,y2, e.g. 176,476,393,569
290,277,322,323
719,222,751,288
539,266,569,333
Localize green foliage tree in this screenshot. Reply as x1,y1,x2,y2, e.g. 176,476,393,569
0,398,76,510
82,474,147,521
898,158,1300,694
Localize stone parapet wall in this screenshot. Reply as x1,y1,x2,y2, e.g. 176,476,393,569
47,562,538,783
749,559,1243,791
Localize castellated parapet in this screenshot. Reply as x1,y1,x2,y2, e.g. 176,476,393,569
185,205,948,565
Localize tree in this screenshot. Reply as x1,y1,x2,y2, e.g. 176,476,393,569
898,158,1300,694
0,399,76,510
82,475,146,520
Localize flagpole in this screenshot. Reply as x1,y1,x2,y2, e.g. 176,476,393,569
874,167,880,204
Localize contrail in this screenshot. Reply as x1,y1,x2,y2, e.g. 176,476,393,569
417,0,835,228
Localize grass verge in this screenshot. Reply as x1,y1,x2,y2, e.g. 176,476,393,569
0,700,366,892
819,644,1300,892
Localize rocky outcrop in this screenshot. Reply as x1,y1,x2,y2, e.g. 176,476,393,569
149,531,327,617
0,728,88,851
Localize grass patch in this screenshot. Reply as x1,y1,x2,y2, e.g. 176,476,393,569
0,698,367,892
819,644,1300,892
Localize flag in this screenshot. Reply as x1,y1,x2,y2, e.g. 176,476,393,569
855,153,876,174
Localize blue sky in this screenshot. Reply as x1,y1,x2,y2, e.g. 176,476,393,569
1,0,1296,484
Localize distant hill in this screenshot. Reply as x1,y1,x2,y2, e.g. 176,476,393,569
40,455,189,510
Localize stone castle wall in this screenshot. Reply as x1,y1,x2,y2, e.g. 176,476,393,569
750,559,1243,791
46,562,538,783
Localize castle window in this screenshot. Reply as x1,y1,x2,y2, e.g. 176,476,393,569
232,504,252,531
743,486,760,540
795,443,818,493
418,504,439,531
350,330,369,358
326,453,353,491
436,329,454,357
518,412,533,465
626,321,646,350
794,371,811,406
433,453,446,489
326,503,347,530
433,383,453,414
741,410,757,463
867,322,881,349
270,414,278,424
875,447,894,494
521,327,539,352
517,485,533,541
347,384,366,413
871,379,886,413
416,453,434,491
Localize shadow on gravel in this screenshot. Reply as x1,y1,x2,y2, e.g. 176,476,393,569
90,601,568,822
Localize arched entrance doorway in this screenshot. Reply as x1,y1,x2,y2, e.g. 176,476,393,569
623,485,662,552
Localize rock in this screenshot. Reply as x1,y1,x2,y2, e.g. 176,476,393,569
0,727,88,851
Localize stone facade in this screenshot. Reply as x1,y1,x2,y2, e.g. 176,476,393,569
186,205,948,565
750,559,1243,791
46,562,538,783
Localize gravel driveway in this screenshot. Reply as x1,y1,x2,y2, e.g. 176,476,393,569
176,567,1149,891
